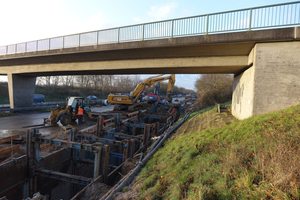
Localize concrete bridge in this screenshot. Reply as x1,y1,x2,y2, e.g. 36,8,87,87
0,1,299,120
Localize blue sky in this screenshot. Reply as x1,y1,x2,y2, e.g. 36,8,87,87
0,0,294,90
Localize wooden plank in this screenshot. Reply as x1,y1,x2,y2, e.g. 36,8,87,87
102,145,110,184
0,145,20,155
123,140,129,161
105,117,115,123
97,116,103,137
94,146,102,179
130,139,136,158
105,123,115,128
46,131,64,139
0,135,19,144
143,124,151,147
40,144,51,151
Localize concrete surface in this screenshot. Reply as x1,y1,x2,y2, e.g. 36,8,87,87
0,27,299,76
0,56,248,75
232,41,300,120
1,27,299,114
252,41,300,116
232,65,255,119
7,74,36,108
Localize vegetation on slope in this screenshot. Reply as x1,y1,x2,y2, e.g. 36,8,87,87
131,104,300,199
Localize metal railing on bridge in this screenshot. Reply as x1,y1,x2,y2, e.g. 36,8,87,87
0,1,299,56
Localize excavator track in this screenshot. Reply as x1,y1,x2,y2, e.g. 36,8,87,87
113,105,122,111
128,105,143,112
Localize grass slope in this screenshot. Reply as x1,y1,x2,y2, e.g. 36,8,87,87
133,104,300,200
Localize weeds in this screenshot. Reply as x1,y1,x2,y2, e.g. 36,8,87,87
134,104,300,199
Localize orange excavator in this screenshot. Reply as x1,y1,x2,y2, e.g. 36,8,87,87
107,74,175,111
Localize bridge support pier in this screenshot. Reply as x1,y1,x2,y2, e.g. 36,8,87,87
232,41,300,120
7,74,36,108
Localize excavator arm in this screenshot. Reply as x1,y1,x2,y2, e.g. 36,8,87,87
107,74,175,107
166,74,175,100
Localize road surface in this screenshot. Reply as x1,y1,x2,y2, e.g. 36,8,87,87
0,105,114,137
0,98,185,138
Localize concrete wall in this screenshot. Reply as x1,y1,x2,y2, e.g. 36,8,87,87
7,74,36,108
232,65,255,119
232,41,300,120
0,56,248,75
252,41,300,116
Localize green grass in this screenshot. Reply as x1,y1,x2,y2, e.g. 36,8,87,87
0,112,15,117
133,104,300,199
0,96,9,104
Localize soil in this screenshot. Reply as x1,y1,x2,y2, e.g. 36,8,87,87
113,180,141,200
79,182,111,200
121,158,139,175
0,148,26,163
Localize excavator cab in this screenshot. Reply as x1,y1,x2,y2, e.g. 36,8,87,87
108,74,175,112
46,97,91,126
67,97,90,112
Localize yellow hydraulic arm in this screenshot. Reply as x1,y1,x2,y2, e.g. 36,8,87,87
107,74,175,105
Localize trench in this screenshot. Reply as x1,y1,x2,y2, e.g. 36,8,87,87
0,103,185,200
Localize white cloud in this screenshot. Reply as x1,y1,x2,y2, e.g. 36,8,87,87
76,12,110,32
0,1,112,46
148,2,177,21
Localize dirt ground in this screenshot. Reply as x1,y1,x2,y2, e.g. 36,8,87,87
79,182,112,200
113,180,141,200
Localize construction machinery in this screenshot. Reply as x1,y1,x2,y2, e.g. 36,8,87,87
45,97,91,126
108,74,175,111
145,83,162,103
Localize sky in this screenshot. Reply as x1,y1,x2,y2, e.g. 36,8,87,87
0,0,293,90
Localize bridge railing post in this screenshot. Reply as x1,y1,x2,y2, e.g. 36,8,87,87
97,31,99,45
206,15,209,35
142,24,145,41
249,8,253,30
118,28,120,43
171,20,174,38
79,34,81,47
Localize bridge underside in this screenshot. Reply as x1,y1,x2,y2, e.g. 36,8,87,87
1,27,300,120
1,27,299,76
1,56,248,76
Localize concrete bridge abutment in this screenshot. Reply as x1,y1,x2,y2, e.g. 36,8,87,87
232,41,300,120
7,74,36,108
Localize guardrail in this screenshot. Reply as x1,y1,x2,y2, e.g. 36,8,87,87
0,1,299,56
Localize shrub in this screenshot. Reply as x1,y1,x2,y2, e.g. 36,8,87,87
195,74,233,107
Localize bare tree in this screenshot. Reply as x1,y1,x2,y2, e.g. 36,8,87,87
51,76,60,89
36,77,45,86
195,74,233,106
107,75,114,90
61,76,74,87
45,76,51,89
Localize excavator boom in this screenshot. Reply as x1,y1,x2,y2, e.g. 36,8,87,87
107,74,175,110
